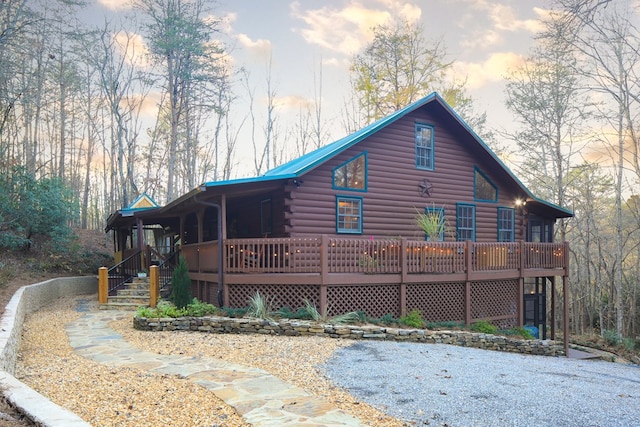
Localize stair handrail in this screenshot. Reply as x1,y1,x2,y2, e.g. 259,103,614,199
156,250,179,297
107,249,143,295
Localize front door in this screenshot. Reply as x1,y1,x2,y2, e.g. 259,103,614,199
527,216,554,243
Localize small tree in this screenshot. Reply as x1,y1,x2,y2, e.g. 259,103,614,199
170,255,192,309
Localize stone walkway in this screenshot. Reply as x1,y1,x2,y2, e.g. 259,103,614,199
65,311,365,427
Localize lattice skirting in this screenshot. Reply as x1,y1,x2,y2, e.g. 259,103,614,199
327,284,399,318
227,283,320,310
471,279,519,328
407,282,466,322
223,279,519,327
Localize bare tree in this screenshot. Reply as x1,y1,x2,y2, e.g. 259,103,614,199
553,0,640,338
134,0,223,202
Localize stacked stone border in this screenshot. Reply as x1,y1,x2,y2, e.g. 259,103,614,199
0,277,96,427
134,316,565,357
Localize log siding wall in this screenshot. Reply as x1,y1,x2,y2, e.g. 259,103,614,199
284,109,527,241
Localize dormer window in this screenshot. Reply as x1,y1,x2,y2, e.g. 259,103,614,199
415,123,434,170
333,153,366,191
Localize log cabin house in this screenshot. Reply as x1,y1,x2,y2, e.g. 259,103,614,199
105,92,572,342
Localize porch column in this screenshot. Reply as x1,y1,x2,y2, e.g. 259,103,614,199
136,218,144,251
221,194,227,240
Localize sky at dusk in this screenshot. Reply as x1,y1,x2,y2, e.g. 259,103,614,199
90,0,551,177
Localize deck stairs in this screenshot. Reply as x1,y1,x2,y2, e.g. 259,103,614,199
99,276,151,311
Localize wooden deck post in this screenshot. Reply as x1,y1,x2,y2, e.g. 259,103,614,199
464,240,473,325
98,267,108,304
518,277,524,327
149,265,159,308
320,235,328,313
399,238,407,317
563,274,569,356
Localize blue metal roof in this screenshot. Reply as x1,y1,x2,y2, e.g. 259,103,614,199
264,92,439,177
200,92,572,217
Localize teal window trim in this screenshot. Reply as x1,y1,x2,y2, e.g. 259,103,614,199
474,166,498,202
497,207,515,242
332,152,367,192
424,206,445,241
415,123,435,170
456,203,476,242
336,195,363,234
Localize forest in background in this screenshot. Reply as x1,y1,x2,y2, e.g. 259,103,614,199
0,0,639,344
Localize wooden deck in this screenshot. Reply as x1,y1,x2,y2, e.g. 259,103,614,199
181,236,568,281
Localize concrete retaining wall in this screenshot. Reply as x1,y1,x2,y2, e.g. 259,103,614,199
0,276,97,426
134,316,565,357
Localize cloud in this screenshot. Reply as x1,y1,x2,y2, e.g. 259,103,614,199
452,52,526,89
237,33,272,58
134,90,161,118
113,31,150,68
289,0,422,56
218,12,237,34
458,0,545,50
273,95,314,111
97,0,133,11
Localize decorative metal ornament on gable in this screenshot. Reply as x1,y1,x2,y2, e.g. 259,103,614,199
418,178,433,197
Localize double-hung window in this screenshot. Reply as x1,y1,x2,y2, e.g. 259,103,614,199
456,203,476,241
415,123,434,170
497,207,515,242
336,196,362,234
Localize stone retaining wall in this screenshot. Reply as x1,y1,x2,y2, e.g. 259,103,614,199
133,316,565,357
0,276,96,427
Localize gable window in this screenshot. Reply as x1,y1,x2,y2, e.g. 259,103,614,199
415,123,434,170
456,203,476,241
333,153,366,190
336,196,362,234
497,207,515,242
474,167,497,202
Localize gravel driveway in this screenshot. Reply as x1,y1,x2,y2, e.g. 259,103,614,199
323,341,640,427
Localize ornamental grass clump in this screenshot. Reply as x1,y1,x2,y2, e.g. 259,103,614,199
302,299,360,324
247,291,276,321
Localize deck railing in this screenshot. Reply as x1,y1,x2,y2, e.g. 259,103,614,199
221,237,567,275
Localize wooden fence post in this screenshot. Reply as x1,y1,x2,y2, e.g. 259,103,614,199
150,265,159,308
98,267,108,304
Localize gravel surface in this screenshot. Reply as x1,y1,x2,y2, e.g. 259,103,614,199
16,294,640,427
323,341,640,427
16,296,407,427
